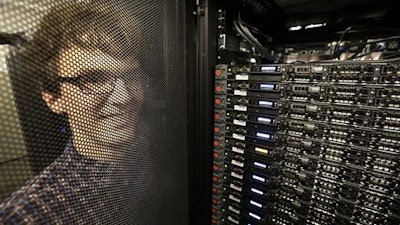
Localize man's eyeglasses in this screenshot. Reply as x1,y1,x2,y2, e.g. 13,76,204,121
57,70,148,94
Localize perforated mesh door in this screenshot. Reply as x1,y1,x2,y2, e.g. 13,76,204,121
0,0,187,224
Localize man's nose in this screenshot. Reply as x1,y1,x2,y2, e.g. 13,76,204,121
109,77,130,104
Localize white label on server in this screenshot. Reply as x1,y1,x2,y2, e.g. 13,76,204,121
255,147,269,154
257,117,271,123
251,188,264,195
261,66,276,72
260,84,275,90
230,183,242,192
229,194,241,203
256,132,270,139
231,171,243,179
228,206,240,215
232,146,244,154
234,105,247,111
231,159,244,167
308,86,320,93
233,119,246,126
228,216,239,224
233,133,245,140
254,161,267,169
250,200,262,208
234,90,247,96
235,74,249,80
259,100,273,106
252,175,265,182
249,212,261,220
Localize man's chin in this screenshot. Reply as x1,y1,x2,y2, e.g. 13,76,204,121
72,124,138,160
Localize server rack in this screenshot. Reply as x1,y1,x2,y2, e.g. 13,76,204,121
208,1,400,225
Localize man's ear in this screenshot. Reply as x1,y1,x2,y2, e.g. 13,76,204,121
42,91,64,114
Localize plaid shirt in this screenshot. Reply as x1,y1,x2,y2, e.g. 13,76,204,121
0,141,141,225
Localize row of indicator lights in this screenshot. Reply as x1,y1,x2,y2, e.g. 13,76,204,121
214,140,271,155
215,98,275,106
230,83,277,90
217,151,268,168
214,77,282,224
219,64,281,74
215,167,267,184
216,112,273,124
224,197,263,209
217,209,262,224
211,182,265,198
211,209,262,224
212,64,225,225
214,178,267,195
223,146,269,161
215,67,246,77
230,132,272,141
227,157,268,170
215,68,265,225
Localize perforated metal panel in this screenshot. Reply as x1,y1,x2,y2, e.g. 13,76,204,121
0,0,187,224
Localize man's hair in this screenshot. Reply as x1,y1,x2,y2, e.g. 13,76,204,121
22,1,146,96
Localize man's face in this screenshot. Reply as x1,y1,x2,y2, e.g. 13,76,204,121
43,44,145,160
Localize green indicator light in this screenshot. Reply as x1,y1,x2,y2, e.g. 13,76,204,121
224,164,227,168
223,187,226,191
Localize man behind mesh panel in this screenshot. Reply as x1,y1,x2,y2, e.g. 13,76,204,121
0,1,159,224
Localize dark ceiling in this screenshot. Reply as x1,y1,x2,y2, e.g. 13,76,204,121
227,0,399,44
274,0,380,14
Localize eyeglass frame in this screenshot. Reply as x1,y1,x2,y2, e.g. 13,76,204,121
56,69,149,95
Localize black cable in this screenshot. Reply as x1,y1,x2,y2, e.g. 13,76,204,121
333,26,352,59
382,52,400,59
234,13,277,62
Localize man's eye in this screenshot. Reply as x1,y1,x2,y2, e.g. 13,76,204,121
81,73,109,84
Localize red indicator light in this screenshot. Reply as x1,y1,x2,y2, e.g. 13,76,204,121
215,69,221,76
215,98,221,104
212,176,218,182
215,113,220,120
212,218,217,224
213,165,218,171
212,187,217,193
212,198,217,204
212,208,217,214
216,86,222,92
214,127,220,133
214,152,219,158
213,140,219,146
